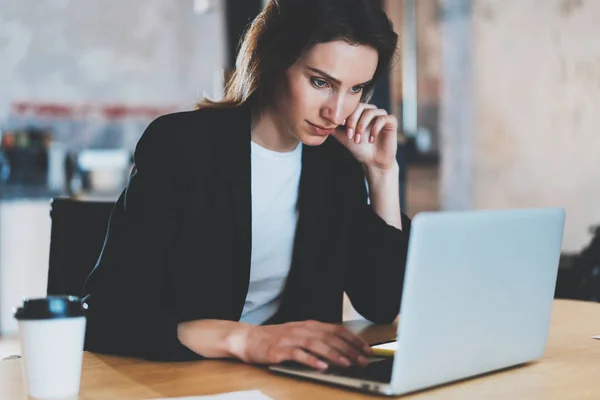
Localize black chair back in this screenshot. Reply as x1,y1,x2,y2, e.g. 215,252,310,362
47,198,115,297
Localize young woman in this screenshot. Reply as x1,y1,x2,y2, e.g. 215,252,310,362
83,0,411,371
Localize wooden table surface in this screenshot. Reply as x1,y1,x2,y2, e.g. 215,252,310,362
1,299,599,399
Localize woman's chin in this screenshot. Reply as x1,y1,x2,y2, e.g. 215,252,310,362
298,133,329,147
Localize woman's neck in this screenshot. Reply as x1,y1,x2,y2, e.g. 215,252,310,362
250,106,299,152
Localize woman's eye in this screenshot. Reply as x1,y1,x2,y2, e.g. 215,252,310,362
311,78,328,88
350,85,364,94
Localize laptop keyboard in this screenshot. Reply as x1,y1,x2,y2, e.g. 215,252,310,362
278,358,394,383
325,358,394,383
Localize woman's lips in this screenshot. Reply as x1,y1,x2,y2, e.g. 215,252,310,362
307,121,335,136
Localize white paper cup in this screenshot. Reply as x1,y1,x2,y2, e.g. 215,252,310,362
14,296,87,399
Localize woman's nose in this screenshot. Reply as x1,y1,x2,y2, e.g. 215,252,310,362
321,95,346,126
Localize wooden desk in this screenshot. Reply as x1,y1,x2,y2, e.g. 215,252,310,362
2,299,599,399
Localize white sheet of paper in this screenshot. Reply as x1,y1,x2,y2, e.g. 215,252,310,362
593,336,600,340
152,390,274,400
372,341,397,351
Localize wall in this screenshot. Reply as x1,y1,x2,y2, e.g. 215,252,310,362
0,0,226,129
0,201,51,336
0,0,226,334
441,0,600,252
384,0,404,118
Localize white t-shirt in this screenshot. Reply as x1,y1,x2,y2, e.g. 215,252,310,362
239,141,303,324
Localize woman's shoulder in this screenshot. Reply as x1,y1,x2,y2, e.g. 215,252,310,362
137,106,249,151
149,106,247,134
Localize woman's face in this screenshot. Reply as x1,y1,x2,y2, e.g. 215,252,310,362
272,40,379,146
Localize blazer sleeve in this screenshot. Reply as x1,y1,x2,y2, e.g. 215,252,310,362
83,114,202,361
343,161,412,324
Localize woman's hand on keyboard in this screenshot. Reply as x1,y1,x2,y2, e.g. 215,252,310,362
227,320,373,370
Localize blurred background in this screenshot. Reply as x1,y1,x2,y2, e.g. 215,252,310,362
0,0,599,341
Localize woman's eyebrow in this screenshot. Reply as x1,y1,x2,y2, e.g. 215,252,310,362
306,66,371,87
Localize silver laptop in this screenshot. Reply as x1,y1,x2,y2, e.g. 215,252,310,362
269,208,565,396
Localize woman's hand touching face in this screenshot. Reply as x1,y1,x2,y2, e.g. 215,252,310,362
332,103,399,171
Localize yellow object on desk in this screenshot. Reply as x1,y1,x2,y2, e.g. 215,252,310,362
370,340,397,357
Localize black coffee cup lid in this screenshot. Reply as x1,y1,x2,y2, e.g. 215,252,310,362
14,296,88,320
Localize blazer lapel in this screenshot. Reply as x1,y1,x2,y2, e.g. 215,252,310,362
273,141,335,321
218,106,253,318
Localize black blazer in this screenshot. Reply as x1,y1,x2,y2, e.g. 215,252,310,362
83,105,411,361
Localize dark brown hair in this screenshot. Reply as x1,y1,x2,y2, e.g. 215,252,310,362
198,0,398,109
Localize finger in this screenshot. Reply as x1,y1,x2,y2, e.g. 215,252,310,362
356,109,388,143
289,347,329,370
345,104,377,139
306,321,371,355
370,116,389,143
293,337,351,367
330,325,372,357
313,332,366,366
355,125,373,145
331,127,352,146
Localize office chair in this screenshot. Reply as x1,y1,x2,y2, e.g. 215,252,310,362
47,198,115,297
555,224,600,302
